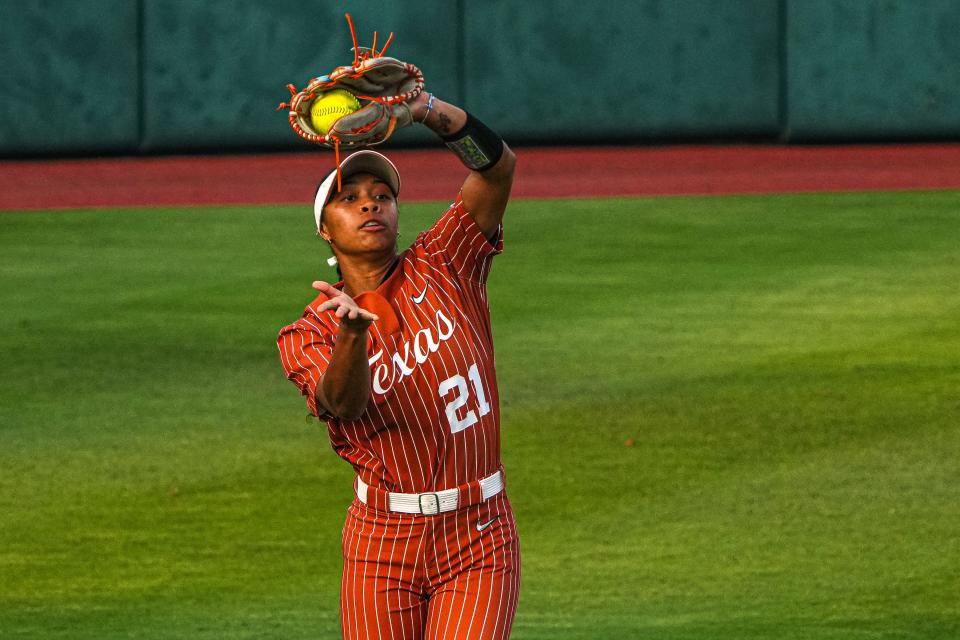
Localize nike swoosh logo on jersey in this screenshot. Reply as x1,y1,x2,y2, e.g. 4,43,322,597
412,284,428,304
476,516,499,532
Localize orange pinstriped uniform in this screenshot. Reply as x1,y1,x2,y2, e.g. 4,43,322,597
278,196,520,639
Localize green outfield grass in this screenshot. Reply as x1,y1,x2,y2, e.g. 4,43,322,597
1,191,958,639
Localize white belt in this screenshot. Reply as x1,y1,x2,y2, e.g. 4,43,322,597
356,470,504,515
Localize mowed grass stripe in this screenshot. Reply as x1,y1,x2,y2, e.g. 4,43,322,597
1,191,958,639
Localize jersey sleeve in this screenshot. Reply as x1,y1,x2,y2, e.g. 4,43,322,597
277,312,335,418
420,194,503,285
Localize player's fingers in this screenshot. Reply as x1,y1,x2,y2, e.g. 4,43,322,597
313,281,350,301
348,308,359,320
336,305,349,318
317,300,339,312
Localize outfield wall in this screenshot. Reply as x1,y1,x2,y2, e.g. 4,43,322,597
1,0,958,156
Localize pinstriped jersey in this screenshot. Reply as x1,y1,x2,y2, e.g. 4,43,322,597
278,195,503,493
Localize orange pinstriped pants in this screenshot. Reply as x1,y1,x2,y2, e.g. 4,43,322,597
340,492,521,639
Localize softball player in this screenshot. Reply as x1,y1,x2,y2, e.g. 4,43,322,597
277,91,519,639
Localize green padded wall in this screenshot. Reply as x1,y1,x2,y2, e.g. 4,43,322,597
462,0,781,142
786,0,960,140
4,1,960,156
0,0,139,154
140,0,460,152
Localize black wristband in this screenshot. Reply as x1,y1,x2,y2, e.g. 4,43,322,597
441,112,504,171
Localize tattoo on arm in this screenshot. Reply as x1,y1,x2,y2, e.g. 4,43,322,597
438,112,452,135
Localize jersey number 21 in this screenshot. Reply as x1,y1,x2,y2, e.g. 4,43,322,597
437,363,490,433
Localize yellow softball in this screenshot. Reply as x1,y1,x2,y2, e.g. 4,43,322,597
310,89,361,135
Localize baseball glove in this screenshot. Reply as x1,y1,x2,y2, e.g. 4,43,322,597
277,14,424,150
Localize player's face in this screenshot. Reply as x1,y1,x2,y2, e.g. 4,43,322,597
321,172,399,257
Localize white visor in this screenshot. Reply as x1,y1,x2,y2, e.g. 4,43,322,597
313,150,401,233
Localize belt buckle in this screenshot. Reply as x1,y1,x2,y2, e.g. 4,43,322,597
418,493,441,515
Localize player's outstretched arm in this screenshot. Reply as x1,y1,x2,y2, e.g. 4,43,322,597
409,93,516,239
312,281,379,420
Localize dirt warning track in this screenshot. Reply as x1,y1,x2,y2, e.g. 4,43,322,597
2,144,960,211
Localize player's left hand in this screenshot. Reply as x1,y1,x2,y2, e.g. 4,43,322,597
277,14,424,149
313,281,380,329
